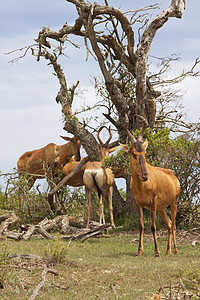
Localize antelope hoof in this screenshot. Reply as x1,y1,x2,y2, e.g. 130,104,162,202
174,248,178,255
155,252,160,258
165,250,171,255
135,250,143,257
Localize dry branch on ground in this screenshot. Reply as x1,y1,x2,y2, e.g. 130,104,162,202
150,268,200,299
29,268,59,300
0,212,19,236
0,211,111,242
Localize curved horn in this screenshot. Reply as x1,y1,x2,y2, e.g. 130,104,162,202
97,126,106,146
136,115,148,142
104,126,112,148
125,115,136,144
97,126,112,148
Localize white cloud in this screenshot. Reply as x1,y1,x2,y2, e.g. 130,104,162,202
179,77,200,123
0,105,63,169
179,37,200,55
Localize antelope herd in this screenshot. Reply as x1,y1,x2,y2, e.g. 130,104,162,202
17,118,180,257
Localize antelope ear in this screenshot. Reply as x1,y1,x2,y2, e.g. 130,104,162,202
119,143,131,153
60,136,71,141
108,146,120,153
142,139,148,150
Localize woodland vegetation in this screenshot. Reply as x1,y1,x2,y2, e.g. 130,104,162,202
1,0,200,228
0,2,200,299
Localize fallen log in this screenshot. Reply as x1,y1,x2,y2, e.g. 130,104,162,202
23,225,36,241
34,225,54,240
61,223,111,242
6,231,22,240
39,216,64,231
75,224,111,241
21,216,64,240
68,216,86,228
60,215,70,233
0,212,14,223
8,254,43,261
68,216,99,229
0,212,19,235
20,215,99,238
1,212,106,241
22,224,55,241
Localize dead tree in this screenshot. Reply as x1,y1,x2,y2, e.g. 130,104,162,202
8,0,187,150
8,0,190,217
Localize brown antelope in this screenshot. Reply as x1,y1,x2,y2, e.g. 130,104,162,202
62,156,87,187
120,117,180,257
17,136,81,209
58,154,126,227
83,127,119,229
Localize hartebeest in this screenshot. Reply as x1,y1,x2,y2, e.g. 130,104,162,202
17,136,81,208
62,156,87,187
83,127,119,228
120,117,180,257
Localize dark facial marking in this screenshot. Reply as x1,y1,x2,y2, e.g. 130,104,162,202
133,141,144,152
132,141,149,181
138,154,148,181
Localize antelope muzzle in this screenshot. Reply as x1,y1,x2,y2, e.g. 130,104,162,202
141,173,149,181
139,155,149,181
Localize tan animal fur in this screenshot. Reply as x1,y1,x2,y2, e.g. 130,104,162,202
83,127,119,228
120,117,180,257
62,157,86,187
17,136,80,208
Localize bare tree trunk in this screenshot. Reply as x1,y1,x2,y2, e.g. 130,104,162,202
33,0,185,138
112,178,137,220
112,182,125,219
14,0,186,223
125,175,137,216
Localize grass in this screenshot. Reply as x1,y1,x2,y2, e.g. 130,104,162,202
0,230,199,299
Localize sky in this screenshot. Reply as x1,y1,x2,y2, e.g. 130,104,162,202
0,0,200,189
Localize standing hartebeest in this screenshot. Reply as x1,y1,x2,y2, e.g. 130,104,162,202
120,117,180,257
83,127,119,228
55,152,126,228
17,136,81,208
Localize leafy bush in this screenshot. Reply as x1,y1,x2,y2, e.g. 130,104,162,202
44,234,68,264
0,169,89,224
0,129,199,229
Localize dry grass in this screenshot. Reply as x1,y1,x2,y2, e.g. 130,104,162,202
0,230,199,299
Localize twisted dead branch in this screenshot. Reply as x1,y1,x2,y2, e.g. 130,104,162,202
152,268,200,299
29,268,58,300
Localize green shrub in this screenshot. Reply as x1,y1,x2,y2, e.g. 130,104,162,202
44,234,68,264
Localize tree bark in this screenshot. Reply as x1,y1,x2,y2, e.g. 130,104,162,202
135,0,185,129
34,0,185,137
29,0,186,221
48,157,89,209
112,182,125,219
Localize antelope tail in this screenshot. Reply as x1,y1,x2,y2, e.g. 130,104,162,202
92,173,103,199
